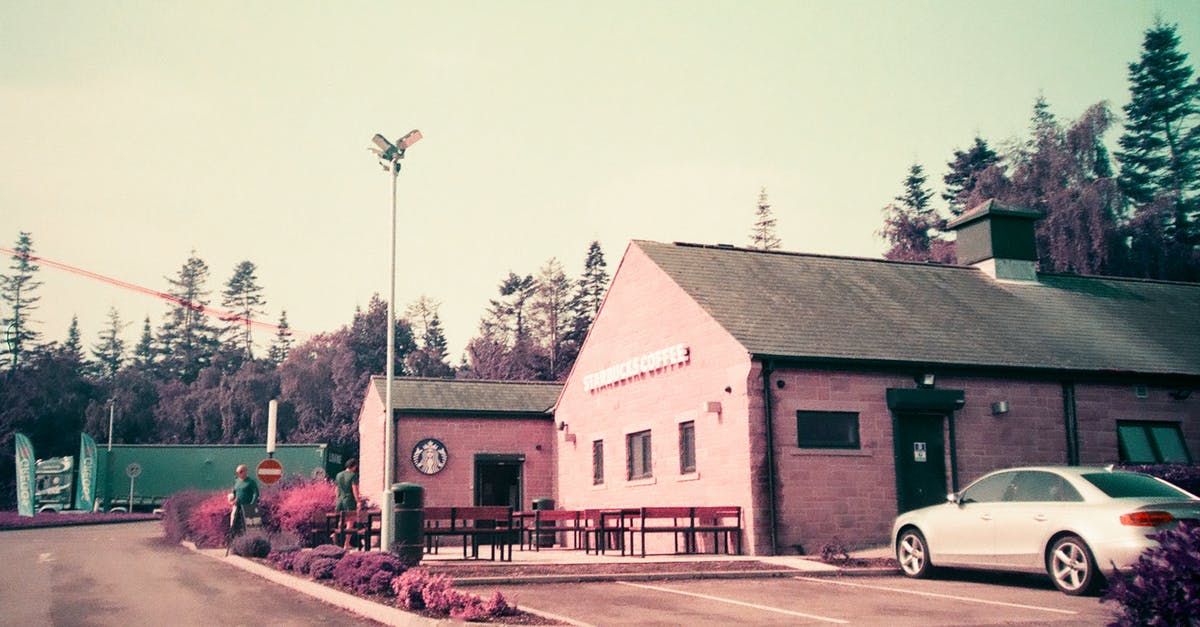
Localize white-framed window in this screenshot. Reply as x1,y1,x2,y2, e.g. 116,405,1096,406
626,430,652,480
678,421,696,474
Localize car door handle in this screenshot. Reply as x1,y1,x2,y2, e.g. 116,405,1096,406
1033,514,1047,522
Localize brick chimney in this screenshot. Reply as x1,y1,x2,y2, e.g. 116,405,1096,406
946,199,1042,281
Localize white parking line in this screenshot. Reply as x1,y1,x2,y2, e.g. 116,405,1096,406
618,581,849,624
792,576,1078,615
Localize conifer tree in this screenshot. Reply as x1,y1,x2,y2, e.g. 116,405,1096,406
1117,20,1200,280
1,232,43,370
63,315,84,362
92,306,127,378
402,297,452,377
133,316,156,371
220,260,266,362
532,257,572,380
943,137,1001,216
563,240,609,367
267,311,294,366
749,187,782,250
880,163,952,262
158,252,220,382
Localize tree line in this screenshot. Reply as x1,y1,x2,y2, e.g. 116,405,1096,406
0,234,608,508
875,21,1199,282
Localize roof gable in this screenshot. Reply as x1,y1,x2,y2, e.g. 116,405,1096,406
634,240,1200,377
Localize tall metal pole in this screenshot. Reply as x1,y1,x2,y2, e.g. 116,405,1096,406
380,160,399,552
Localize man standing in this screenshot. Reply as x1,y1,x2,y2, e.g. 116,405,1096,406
334,458,361,548
229,464,259,538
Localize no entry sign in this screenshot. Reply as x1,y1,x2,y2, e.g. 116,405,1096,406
257,458,283,484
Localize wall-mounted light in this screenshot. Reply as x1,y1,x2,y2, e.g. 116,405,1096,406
1170,389,1192,400
724,386,732,394
991,401,1010,416
916,373,936,389
557,421,567,431
776,379,785,389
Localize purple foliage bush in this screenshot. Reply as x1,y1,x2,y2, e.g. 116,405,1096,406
188,493,236,549
257,479,335,545
1103,521,1200,626
230,530,272,558
1118,464,1200,496
308,556,339,579
160,490,208,543
268,548,301,571
332,551,407,596
292,549,317,574
268,530,303,553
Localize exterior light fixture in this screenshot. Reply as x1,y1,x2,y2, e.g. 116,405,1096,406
370,129,422,553
916,373,936,389
1170,389,1192,400
991,401,1010,416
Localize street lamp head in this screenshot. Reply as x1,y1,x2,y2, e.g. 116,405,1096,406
397,129,422,150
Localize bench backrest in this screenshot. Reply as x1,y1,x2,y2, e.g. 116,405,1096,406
455,506,512,527
693,506,741,525
535,509,581,524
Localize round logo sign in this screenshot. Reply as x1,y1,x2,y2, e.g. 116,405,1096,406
411,438,448,475
125,462,142,478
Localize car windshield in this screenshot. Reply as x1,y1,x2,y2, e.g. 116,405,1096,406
1081,472,1193,499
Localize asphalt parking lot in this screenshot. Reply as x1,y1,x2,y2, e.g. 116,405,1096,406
461,570,1115,626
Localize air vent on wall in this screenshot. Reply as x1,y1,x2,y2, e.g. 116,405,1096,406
1134,385,1149,399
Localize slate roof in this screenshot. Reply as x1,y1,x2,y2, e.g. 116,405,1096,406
635,240,1200,378
371,376,561,415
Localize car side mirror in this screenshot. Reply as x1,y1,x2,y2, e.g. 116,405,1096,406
946,492,961,505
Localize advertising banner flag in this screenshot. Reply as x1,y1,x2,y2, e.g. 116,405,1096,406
14,432,35,517
77,432,98,512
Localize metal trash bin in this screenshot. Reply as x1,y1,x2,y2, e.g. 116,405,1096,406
531,497,555,548
392,483,424,566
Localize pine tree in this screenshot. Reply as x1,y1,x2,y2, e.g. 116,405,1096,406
220,260,266,362
1,232,43,370
562,240,609,369
1117,20,1200,279
92,306,128,378
158,252,220,383
749,187,782,250
267,311,294,366
880,163,952,262
402,297,452,377
943,137,1001,216
532,257,572,380
133,316,156,371
63,315,84,361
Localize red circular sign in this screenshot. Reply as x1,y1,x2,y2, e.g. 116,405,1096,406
257,458,283,485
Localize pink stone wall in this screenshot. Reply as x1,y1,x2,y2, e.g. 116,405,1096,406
554,242,761,554
356,383,386,504
394,415,556,510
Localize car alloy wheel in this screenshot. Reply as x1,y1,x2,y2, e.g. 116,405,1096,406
896,528,932,578
1048,535,1097,595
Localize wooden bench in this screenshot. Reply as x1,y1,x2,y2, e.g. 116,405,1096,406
582,508,640,555
422,506,516,561
625,506,743,557
519,509,582,551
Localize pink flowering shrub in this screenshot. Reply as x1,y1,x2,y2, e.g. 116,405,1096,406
258,478,335,544
188,492,236,548
332,551,406,595
389,569,515,620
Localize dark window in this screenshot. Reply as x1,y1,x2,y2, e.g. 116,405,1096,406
679,421,696,474
592,440,604,485
626,430,652,480
1006,471,1083,502
960,471,1016,504
1082,472,1192,499
1117,421,1192,463
796,411,860,449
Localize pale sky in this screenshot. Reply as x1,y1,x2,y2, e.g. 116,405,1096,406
2,1,1198,361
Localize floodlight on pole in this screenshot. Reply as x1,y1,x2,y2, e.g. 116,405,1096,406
370,130,421,552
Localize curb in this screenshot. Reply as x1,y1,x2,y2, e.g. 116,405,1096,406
449,566,900,586
0,516,159,532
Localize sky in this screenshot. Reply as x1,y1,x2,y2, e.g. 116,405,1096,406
2,1,1198,362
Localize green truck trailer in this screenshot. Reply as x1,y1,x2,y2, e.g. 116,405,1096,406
95,444,343,512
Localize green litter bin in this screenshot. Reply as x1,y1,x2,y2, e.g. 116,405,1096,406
531,498,555,548
393,483,424,566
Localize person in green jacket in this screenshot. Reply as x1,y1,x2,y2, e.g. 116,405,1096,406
334,458,361,548
228,464,259,537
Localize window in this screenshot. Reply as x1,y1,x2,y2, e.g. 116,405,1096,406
592,440,604,485
679,421,696,474
1117,421,1192,463
626,430,652,480
959,471,1016,504
796,411,860,449
1082,471,1192,499
1006,471,1083,502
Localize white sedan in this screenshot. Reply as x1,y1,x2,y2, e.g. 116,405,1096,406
892,465,1200,595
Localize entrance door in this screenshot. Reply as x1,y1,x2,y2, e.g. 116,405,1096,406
894,413,948,513
474,455,523,508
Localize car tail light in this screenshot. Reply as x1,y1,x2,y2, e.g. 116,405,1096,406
1120,511,1175,527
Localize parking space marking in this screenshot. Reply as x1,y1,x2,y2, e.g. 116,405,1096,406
792,577,1078,615
618,581,849,624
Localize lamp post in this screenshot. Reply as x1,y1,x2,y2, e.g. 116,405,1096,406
370,129,422,552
